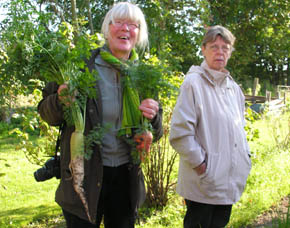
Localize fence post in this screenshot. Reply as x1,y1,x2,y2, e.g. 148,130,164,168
266,90,271,102
253,78,259,96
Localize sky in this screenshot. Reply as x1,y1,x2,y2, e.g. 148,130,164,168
0,1,7,23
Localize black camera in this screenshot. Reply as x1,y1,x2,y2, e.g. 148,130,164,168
34,156,61,182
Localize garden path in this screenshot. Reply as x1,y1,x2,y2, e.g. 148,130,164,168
248,195,290,228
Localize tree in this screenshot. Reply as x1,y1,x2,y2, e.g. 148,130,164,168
1,0,289,95
137,0,205,72
203,0,289,89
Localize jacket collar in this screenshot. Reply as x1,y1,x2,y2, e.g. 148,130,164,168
187,60,233,88
202,60,232,86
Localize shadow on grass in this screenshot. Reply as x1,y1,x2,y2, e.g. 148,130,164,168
0,204,64,228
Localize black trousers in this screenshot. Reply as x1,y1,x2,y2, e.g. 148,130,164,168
63,163,135,228
184,199,232,228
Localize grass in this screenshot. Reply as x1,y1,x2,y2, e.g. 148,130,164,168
228,111,290,227
136,194,185,228
0,110,290,227
0,127,62,228
229,150,290,227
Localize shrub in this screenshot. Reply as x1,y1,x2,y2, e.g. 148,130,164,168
143,107,178,208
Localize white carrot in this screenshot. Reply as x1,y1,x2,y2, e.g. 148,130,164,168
68,99,92,222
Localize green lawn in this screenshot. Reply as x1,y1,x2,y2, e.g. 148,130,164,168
0,134,62,228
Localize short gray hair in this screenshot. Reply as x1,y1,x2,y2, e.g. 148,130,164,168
101,2,149,51
202,25,236,48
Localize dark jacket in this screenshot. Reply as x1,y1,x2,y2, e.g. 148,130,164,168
37,49,163,224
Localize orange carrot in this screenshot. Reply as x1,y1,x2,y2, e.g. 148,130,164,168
134,131,153,162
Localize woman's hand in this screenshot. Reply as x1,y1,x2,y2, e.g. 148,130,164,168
194,160,207,176
139,98,159,120
57,84,75,106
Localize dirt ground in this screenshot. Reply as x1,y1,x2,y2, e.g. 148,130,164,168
248,195,290,227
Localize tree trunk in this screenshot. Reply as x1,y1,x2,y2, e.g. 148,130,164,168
85,0,94,34
71,0,79,33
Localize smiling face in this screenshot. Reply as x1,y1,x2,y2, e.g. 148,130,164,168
202,35,232,72
107,19,139,60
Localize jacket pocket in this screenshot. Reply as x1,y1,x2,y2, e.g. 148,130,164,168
197,153,229,199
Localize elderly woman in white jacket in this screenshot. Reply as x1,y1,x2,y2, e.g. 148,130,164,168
170,25,251,228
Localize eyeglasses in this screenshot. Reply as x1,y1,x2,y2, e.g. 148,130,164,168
208,44,231,53
112,21,140,30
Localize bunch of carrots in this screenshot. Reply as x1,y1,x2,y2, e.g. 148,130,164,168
134,131,153,162
121,57,176,164
120,71,153,163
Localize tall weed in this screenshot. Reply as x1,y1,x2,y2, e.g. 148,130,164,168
266,111,290,151
272,202,290,228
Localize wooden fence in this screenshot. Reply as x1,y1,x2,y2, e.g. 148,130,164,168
245,78,289,113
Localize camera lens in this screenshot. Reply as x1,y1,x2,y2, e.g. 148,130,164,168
34,167,52,182
33,158,56,182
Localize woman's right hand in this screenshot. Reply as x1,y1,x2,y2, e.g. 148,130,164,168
57,84,75,106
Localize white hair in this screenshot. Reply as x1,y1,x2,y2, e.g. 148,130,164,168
101,2,149,51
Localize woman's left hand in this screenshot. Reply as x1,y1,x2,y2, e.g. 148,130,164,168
139,98,159,120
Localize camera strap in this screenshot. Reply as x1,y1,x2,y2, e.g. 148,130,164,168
54,124,63,159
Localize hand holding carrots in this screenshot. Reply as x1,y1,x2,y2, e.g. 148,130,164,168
134,131,153,162
57,84,76,106
135,99,158,162
139,98,159,120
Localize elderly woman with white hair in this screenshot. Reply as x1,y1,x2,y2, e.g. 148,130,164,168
170,25,251,228
38,2,163,227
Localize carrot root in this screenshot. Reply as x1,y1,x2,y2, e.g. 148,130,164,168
134,131,153,162
69,154,92,223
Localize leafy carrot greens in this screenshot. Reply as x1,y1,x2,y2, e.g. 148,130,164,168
21,21,105,222
100,51,178,164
